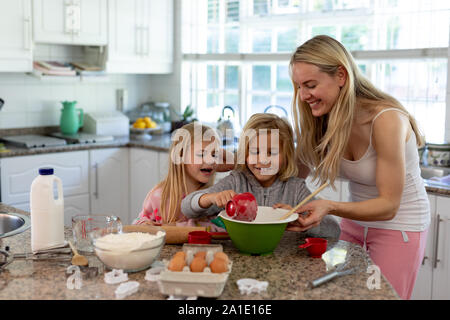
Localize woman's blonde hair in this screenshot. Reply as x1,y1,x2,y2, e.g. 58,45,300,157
236,113,298,181
157,122,219,224
290,35,424,187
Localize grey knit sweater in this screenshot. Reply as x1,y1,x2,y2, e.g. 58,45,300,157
181,170,340,239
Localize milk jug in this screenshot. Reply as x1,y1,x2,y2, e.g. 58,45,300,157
30,167,65,252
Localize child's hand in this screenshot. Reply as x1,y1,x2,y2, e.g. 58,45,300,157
213,190,237,207
138,220,162,226
200,190,237,208
272,203,292,210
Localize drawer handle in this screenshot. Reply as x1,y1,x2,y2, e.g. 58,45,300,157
93,163,99,199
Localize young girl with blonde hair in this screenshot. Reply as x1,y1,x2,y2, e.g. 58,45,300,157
133,122,231,231
289,35,430,299
181,113,340,239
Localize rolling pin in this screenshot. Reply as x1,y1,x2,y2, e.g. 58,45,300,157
123,224,207,244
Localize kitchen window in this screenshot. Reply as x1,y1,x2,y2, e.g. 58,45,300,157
181,0,450,143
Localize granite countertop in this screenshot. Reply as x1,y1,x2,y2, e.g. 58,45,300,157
0,204,399,300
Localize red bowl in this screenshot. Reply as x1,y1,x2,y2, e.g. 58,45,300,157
298,237,327,258
188,231,211,244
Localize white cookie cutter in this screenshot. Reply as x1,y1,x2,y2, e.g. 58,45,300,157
145,266,164,282
104,269,128,284
115,281,140,299
167,295,198,300
66,265,82,290
236,278,268,295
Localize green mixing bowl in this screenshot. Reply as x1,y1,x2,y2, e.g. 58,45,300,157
218,206,298,255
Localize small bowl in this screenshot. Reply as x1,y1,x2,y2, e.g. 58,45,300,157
94,229,166,272
298,237,327,258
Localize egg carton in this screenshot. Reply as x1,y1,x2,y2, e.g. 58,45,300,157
157,244,232,298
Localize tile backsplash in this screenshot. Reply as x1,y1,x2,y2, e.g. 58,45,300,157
0,44,154,129
0,72,153,129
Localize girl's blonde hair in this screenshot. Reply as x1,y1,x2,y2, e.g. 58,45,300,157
236,113,298,181
157,122,219,224
290,35,424,187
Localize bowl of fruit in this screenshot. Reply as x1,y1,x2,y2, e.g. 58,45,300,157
130,117,161,140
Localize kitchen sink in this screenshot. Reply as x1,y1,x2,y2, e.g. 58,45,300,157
0,212,31,238
420,166,450,180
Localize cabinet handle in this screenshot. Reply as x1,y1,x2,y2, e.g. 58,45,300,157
72,5,81,35
422,256,428,265
23,17,31,51
145,27,149,55
135,26,140,55
433,214,443,268
93,163,99,199
140,27,145,56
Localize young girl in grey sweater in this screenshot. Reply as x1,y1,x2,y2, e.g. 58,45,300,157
181,113,340,239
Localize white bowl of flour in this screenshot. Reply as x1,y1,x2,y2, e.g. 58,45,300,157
94,230,166,272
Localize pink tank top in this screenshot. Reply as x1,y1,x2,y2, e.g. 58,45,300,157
339,108,430,232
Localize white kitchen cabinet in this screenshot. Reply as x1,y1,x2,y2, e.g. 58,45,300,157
128,148,167,221
89,148,129,224
411,194,436,300
33,0,107,46
158,151,169,181
431,195,450,299
0,151,90,226
412,194,450,300
106,0,173,74
0,0,33,72
61,193,91,226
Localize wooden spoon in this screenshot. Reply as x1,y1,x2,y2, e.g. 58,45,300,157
68,240,89,266
279,181,330,221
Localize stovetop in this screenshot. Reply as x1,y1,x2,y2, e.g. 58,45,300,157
50,132,114,144
1,132,115,149
1,135,67,148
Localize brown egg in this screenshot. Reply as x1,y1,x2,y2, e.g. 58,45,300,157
173,251,186,259
214,252,229,264
194,251,206,259
209,257,228,273
190,257,207,272
168,256,186,271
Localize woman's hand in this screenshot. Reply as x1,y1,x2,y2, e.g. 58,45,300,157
199,190,237,208
286,199,334,232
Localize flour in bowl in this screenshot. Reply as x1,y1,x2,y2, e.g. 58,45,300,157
95,231,165,252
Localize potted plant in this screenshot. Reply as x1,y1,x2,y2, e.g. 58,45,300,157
171,105,198,132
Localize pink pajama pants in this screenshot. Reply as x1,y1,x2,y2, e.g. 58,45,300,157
339,218,428,300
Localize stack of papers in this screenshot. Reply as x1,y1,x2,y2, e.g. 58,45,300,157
33,61,77,76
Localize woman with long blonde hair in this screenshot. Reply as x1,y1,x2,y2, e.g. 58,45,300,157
289,35,430,299
133,122,231,231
